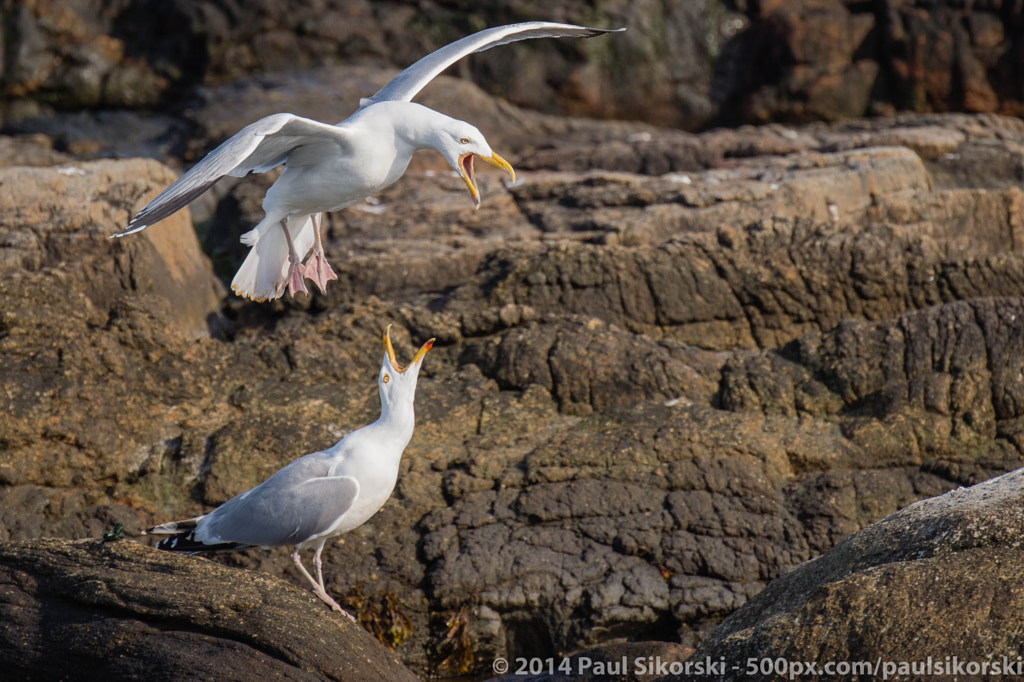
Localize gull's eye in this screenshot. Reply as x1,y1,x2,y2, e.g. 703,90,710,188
459,137,470,144
382,374,390,384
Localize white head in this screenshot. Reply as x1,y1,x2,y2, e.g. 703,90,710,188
393,103,516,208
379,324,434,416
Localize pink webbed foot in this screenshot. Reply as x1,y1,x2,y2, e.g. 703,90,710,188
287,261,309,297
312,589,357,622
302,250,338,295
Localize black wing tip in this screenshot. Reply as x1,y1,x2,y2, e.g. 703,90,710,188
109,221,148,239
586,26,627,36
519,23,627,37
155,532,242,553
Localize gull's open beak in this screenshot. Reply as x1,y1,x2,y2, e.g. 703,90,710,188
458,152,516,209
412,337,435,366
383,324,435,373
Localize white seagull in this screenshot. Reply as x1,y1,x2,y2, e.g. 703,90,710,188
112,21,625,301
144,325,433,618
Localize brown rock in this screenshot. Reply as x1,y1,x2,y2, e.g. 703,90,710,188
0,537,418,681
716,0,880,123
4,1,723,128
1,1,167,113
0,134,70,167
6,110,1024,678
712,1,1024,125
0,159,224,339
9,0,1024,140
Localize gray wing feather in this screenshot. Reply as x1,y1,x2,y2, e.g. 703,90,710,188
112,114,352,236
362,22,625,106
195,452,359,547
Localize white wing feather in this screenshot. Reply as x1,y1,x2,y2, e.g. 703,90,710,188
112,114,351,236
361,21,625,106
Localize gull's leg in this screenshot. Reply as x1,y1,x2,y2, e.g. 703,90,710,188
290,547,322,593
279,219,308,296
290,548,354,619
313,538,327,591
312,540,356,622
301,213,338,294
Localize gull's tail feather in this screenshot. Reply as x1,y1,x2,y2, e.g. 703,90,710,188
145,517,246,553
155,531,243,554
143,517,202,535
231,214,315,301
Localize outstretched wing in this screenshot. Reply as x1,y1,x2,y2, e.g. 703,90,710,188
361,21,625,107
112,113,352,236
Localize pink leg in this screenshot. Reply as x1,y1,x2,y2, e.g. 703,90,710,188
291,547,355,621
301,213,338,294
313,542,356,622
279,219,308,297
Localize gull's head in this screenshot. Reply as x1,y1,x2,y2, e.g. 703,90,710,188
379,324,434,409
434,119,515,208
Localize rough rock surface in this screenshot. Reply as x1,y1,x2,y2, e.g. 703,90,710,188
0,537,418,681
3,108,1024,678
716,0,1024,125
0,159,224,340
0,0,732,129
691,467,1024,682
6,1,1024,135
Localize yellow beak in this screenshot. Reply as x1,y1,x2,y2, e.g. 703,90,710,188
458,151,516,209
383,324,434,373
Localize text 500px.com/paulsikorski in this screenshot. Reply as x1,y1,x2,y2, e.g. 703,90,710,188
500,654,1024,679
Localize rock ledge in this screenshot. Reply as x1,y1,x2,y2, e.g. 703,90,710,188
0,537,418,681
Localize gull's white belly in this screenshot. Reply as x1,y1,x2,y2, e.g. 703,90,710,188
269,136,413,215
334,482,396,535
319,444,403,539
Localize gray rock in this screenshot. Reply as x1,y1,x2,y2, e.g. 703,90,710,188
691,467,1024,681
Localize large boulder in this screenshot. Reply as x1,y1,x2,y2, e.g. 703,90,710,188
0,159,223,339
692,467,1024,681
0,537,418,681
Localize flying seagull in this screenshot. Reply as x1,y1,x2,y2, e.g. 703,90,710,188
144,325,433,618
112,21,625,301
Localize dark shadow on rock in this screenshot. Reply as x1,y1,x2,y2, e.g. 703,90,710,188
0,537,419,681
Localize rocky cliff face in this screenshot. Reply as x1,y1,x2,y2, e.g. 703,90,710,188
3,104,1024,678
6,1,1024,132
4,4,1024,680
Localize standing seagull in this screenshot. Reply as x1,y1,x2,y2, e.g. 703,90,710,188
144,325,433,618
112,22,625,301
